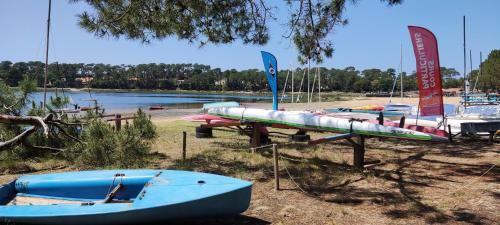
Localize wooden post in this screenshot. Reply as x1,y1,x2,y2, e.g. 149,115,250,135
272,144,279,191
182,131,187,160
448,124,453,142
251,123,261,149
378,112,384,125
399,116,406,128
353,135,365,169
115,114,121,131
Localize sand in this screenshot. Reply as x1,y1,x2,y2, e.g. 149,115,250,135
147,96,461,122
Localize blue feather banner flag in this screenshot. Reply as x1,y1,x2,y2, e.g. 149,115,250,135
260,51,278,110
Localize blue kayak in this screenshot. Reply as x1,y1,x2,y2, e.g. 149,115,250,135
0,170,252,225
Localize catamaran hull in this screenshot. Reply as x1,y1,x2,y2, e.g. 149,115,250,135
208,107,448,142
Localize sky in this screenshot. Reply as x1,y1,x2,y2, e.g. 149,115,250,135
0,0,499,75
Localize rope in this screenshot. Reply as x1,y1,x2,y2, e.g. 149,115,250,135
247,143,309,194
308,68,317,103
280,70,290,103
446,164,496,196
296,69,306,103
280,154,309,194
105,173,124,201
249,144,274,152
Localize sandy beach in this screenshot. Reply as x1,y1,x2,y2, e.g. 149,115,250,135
146,96,461,123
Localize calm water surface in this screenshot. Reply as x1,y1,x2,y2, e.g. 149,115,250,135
31,91,272,111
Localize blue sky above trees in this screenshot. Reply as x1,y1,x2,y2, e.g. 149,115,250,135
0,0,499,75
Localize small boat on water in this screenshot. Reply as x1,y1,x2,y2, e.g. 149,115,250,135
79,106,94,111
0,170,252,225
149,105,166,110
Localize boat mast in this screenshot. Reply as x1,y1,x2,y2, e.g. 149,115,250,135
318,67,321,103
291,70,294,103
307,58,310,106
400,43,403,102
43,0,52,109
469,49,473,93
463,15,467,109
473,51,482,92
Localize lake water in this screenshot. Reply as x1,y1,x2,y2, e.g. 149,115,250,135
31,91,272,112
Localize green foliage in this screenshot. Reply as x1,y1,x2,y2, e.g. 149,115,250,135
114,124,150,168
478,50,500,91
70,109,157,168
72,119,116,167
73,0,403,64
74,0,270,45
49,94,71,110
1,75,37,116
443,77,464,89
0,76,157,169
133,108,157,140
3,58,496,93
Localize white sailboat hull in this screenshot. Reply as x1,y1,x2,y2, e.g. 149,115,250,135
208,107,447,142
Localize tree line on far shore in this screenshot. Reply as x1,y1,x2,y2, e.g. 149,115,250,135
1,50,498,92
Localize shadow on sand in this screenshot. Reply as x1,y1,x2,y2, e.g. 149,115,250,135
171,131,498,224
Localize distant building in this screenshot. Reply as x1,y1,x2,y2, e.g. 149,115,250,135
75,76,93,85
215,78,227,86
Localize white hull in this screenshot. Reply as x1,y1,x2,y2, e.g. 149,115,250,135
208,107,447,142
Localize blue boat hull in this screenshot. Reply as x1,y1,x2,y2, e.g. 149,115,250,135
0,170,252,225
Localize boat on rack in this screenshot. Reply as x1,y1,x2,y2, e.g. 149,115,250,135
384,103,415,114
202,101,240,110
351,105,385,111
324,108,405,117
0,170,252,225
209,107,448,142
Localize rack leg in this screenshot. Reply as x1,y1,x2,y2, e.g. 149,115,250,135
272,144,279,191
353,135,365,169
251,123,261,149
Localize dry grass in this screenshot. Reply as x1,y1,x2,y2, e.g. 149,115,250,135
1,117,498,225
149,119,499,225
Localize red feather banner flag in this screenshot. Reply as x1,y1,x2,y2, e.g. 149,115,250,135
408,26,444,116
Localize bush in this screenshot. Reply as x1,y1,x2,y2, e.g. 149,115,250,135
114,124,150,168
132,108,156,140
73,119,116,167
70,109,157,168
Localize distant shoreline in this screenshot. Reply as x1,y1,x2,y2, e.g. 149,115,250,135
34,87,275,96
32,87,379,98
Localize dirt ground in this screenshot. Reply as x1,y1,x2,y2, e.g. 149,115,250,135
1,96,498,225
149,118,499,225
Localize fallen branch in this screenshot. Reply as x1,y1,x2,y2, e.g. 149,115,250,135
0,114,53,150
0,126,37,149
52,119,88,126
0,114,51,136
